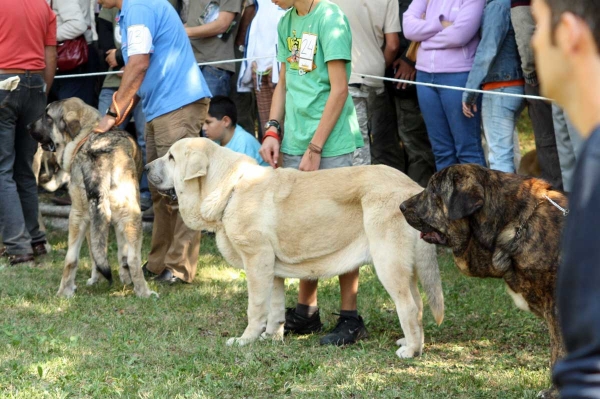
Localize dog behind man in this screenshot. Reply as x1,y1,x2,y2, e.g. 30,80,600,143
29,97,157,298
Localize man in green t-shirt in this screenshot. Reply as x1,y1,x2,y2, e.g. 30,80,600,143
259,0,366,346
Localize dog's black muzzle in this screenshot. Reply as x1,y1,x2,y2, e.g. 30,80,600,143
28,116,56,152
158,188,178,202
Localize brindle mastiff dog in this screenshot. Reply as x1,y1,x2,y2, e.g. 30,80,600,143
29,97,157,298
400,164,568,397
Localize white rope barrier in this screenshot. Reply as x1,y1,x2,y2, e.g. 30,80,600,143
354,73,552,102
54,55,553,102
53,55,273,80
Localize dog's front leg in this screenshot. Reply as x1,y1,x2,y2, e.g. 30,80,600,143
226,249,275,347
57,214,89,297
261,276,285,341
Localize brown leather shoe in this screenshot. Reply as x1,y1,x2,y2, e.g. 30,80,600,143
8,253,35,266
0,247,6,257
32,242,48,257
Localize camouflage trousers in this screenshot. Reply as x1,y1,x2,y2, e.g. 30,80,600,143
350,84,386,166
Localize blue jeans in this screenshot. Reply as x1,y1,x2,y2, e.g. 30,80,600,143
98,87,150,199
481,85,525,173
416,71,486,170
200,65,232,97
0,73,47,255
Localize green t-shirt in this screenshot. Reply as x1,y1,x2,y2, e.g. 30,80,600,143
276,0,362,157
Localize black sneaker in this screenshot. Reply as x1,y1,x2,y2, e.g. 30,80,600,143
319,314,368,346
284,307,323,335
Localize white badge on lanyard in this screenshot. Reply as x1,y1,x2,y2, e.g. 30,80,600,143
298,33,317,72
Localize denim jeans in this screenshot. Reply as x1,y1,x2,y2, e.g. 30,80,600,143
200,65,232,97
481,85,525,173
416,71,486,170
0,73,47,255
552,105,584,193
524,83,563,190
98,87,150,199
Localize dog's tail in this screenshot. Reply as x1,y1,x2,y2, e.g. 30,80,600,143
415,237,444,325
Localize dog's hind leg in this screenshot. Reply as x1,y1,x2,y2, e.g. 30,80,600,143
396,273,424,350
85,229,102,286
57,214,89,297
227,246,275,346
122,218,157,298
371,247,424,359
261,276,285,342
88,199,112,284
114,226,132,286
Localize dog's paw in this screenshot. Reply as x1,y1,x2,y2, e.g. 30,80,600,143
226,337,254,347
227,337,252,346
396,338,406,347
86,277,99,286
396,345,420,359
537,388,559,399
57,285,76,298
136,289,159,299
260,330,284,342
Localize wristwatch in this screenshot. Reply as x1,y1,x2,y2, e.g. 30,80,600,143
106,108,118,118
264,119,281,135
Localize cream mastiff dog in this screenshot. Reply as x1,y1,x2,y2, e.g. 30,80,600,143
145,138,444,358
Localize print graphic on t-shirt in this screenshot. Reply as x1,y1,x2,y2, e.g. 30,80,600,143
198,2,220,25
286,30,317,72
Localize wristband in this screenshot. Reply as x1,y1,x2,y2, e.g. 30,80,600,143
262,131,281,143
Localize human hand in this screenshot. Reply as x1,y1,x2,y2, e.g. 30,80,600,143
462,102,478,118
259,135,280,168
393,58,417,89
96,115,116,133
105,49,118,68
298,148,321,171
441,20,453,28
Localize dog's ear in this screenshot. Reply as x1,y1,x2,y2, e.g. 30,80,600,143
447,181,484,220
63,111,81,139
183,151,208,181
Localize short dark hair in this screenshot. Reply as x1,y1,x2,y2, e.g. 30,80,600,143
546,0,600,48
207,96,238,126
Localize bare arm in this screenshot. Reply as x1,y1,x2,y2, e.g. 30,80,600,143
43,45,57,96
235,4,256,48
96,54,148,132
186,12,236,39
297,59,349,171
383,32,401,68
310,60,348,148
259,64,286,168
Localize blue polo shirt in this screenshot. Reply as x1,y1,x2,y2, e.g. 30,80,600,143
118,0,211,121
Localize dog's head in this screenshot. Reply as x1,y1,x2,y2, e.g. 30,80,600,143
28,98,100,164
400,164,486,248
146,138,217,202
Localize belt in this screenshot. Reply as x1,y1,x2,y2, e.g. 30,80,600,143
0,69,44,76
482,78,525,91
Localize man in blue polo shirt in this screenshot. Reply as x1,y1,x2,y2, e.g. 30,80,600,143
97,0,212,285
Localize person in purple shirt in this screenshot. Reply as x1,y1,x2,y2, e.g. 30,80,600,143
403,0,486,171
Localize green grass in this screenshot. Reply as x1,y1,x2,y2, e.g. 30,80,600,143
0,226,551,398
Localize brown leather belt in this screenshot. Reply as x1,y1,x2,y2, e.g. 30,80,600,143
0,69,44,75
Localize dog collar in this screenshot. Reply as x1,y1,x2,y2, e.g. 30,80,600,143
515,192,569,240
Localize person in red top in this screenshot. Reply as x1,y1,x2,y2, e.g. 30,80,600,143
0,0,57,265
